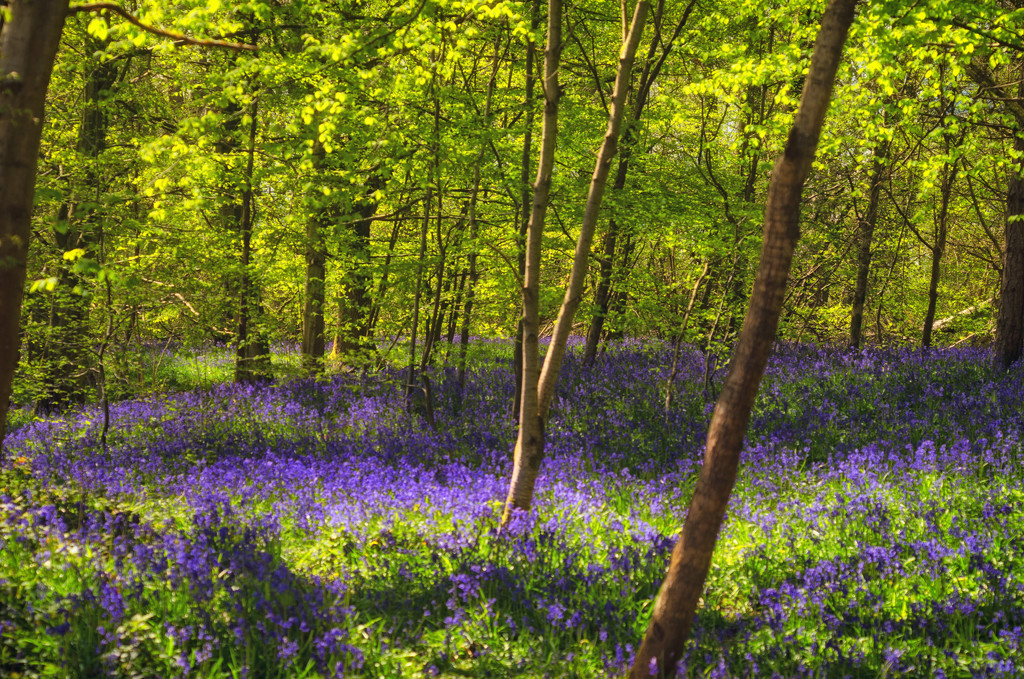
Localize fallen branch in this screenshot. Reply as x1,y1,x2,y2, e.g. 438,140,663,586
932,297,994,333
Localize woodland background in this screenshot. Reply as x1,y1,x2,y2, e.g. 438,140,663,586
12,0,1024,413
2,0,1024,676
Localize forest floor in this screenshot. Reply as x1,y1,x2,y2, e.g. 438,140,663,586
2,341,1023,678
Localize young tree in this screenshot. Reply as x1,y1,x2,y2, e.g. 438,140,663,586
629,0,858,673
581,0,698,364
503,0,651,522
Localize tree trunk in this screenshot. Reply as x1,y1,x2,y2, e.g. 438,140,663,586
664,261,709,418
503,0,649,524
512,0,541,422
629,0,857,674
583,152,632,364
849,138,889,348
582,0,698,364
922,157,959,347
966,54,1024,369
367,214,403,338
234,99,271,383
504,0,562,518
418,196,447,372
301,143,330,375
995,131,1024,369
406,189,431,406
0,0,69,456
333,176,383,363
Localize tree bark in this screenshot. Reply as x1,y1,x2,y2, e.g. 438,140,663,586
0,0,69,456
629,0,857,674
367,214,403,338
992,57,1024,369
849,138,889,348
995,129,1024,369
406,188,431,406
582,152,632,364
503,0,649,524
968,54,1024,369
922,156,959,347
333,176,383,363
582,0,698,364
503,0,563,520
233,99,271,383
512,0,541,423
301,143,330,375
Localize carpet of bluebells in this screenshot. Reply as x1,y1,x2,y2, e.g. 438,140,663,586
2,341,1024,678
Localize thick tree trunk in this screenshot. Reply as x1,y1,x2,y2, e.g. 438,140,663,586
0,1,69,456
922,158,959,347
849,139,889,348
995,130,1024,369
629,0,857,674
503,0,649,524
967,54,1024,368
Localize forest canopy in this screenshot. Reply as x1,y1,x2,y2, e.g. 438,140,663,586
7,0,1022,412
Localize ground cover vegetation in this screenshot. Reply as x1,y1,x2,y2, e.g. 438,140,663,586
3,0,1024,675
2,343,1024,677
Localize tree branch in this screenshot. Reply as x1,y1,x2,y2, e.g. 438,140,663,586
68,3,257,51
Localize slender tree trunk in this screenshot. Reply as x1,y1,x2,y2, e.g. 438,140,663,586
630,0,857,673
503,0,649,524
407,189,431,405
513,0,541,422
582,0,698,364
367,215,403,337
0,0,69,456
447,270,465,346
333,176,383,363
301,143,329,374
922,157,959,347
504,0,562,518
38,52,117,410
849,138,889,348
583,151,632,364
664,261,709,418
234,99,271,383
417,84,446,374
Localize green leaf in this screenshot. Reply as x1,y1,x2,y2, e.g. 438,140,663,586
29,277,58,294
87,16,109,41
